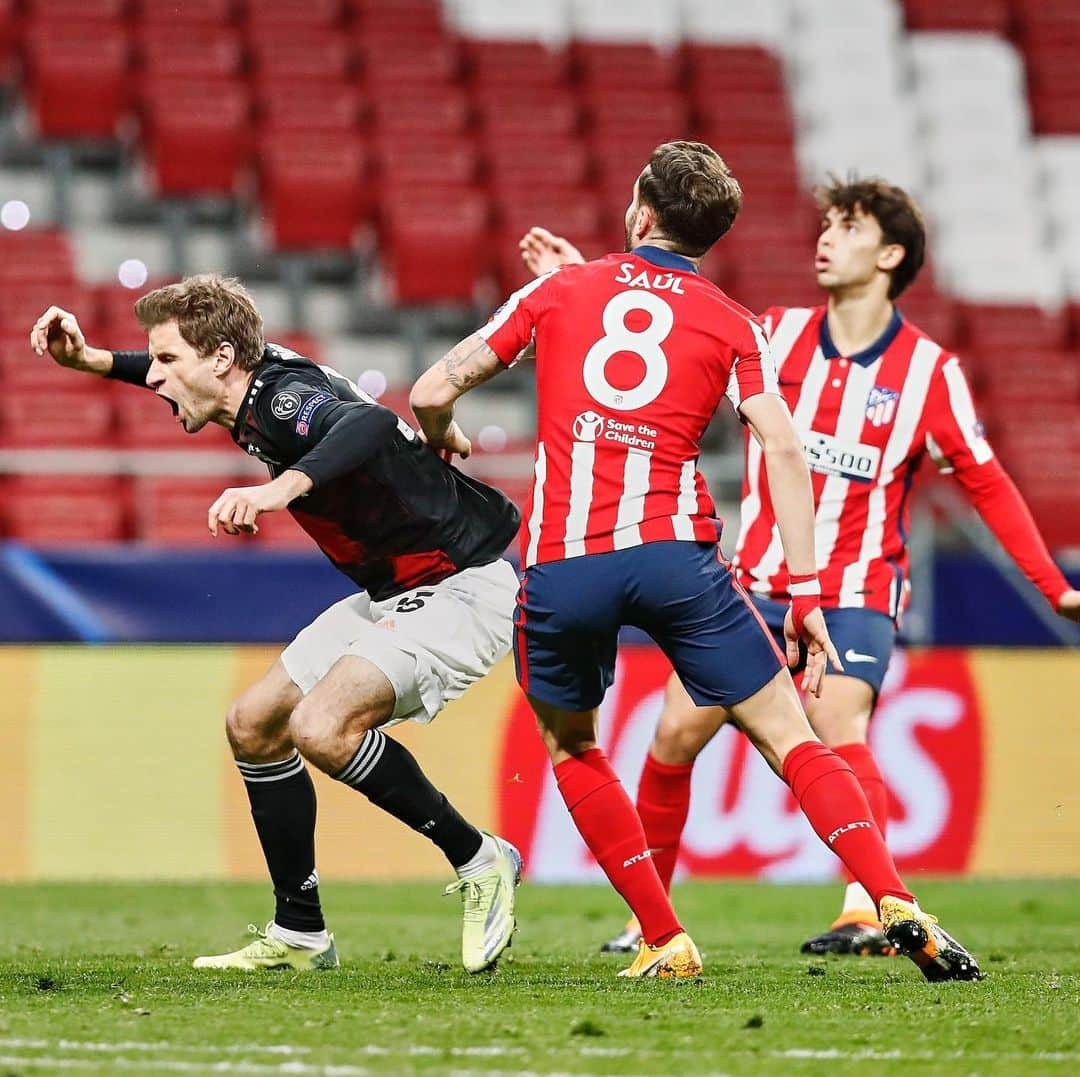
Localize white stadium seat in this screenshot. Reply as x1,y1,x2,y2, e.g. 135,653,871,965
570,0,682,46
446,0,572,43
679,0,794,47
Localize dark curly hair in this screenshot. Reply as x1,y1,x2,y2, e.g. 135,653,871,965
815,176,926,299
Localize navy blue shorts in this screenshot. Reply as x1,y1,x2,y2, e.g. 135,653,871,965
514,541,785,711
749,596,897,697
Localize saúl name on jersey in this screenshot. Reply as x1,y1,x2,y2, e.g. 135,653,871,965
613,263,686,293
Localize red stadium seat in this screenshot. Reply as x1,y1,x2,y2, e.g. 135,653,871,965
584,90,690,141
382,192,488,304
369,87,471,135
485,135,591,191
693,94,796,147
960,304,1069,353
376,134,479,191
490,189,608,292
255,82,362,133
0,0,16,81
0,229,76,286
734,269,823,314
979,351,1080,403
142,79,251,196
466,40,571,89
248,27,353,82
475,90,579,139
267,331,324,363
357,39,460,86
0,283,96,339
26,0,126,18
94,281,178,339
138,0,235,26
135,476,255,547
897,293,961,351
245,0,344,29
901,0,1011,34
136,26,244,82
258,133,369,250
24,23,130,139
574,44,680,91
683,45,785,94
492,190,604,245
4,475,130,545
0,332,111,394
0,387,114,448
348,0,444,39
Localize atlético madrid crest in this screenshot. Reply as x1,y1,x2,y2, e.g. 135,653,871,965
866,385,900,427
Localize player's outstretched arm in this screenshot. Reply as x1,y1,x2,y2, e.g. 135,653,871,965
519,227,586,277
740,393,843,695
410,332,505,457
30,306,114,376
924,357,1078,622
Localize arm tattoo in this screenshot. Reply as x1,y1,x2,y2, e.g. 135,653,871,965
441,337,494,391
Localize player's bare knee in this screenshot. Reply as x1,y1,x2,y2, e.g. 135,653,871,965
810,711,868,748
287,696,334,762
805,682,873,747
226,695,291,762
652,708,710,765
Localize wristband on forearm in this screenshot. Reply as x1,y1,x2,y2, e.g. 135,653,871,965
788,572,821,636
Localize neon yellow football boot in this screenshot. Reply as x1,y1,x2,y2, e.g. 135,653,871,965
192,923,338,971
443,833,523,973
617,931,702,979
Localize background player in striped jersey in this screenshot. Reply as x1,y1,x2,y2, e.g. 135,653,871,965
29,277,523,975
414,142,981,982
521,177,1080,961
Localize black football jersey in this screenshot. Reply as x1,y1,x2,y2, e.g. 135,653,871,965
110,344,520,600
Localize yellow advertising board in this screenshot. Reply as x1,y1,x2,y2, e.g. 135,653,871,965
1,645,1077,881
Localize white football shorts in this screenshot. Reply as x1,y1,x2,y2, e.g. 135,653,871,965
280,557,519,724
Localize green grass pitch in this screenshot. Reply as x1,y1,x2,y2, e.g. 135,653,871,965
0,879,1077,1075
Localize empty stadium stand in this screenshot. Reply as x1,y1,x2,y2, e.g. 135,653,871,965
0,0,1073,553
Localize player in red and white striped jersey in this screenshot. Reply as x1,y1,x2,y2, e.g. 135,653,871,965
415,145,982,983
522,176,1079,962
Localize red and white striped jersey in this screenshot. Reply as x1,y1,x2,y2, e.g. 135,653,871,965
480,247,778,568
733,305,995,618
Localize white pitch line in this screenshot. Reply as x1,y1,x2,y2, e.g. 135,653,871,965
0,1039,528,1059
0,1059,369,1075
0,1040,312,1056
778,1049,1080,1063
0,1061,645,1077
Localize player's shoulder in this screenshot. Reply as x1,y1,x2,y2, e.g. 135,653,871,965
894,313,960,374
759,305,825,338
252,347,339,420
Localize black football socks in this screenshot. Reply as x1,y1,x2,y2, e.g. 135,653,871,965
334,728,483,868
235,751,325,933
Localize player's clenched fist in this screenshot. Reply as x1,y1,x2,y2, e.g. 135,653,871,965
208,471,313,537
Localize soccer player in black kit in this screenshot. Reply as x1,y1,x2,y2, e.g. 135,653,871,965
30,275,523,974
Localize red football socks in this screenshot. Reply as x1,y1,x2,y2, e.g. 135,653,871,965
635,752,694,893
782,741,913,907
833,742,889,885
554,748,683,946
